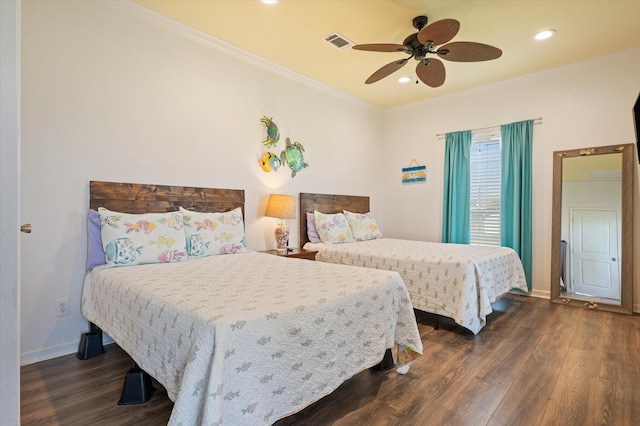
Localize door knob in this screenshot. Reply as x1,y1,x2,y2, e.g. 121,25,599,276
20,224,32,234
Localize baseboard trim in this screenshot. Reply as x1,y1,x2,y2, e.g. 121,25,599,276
528,289,550,299
20,336,114,366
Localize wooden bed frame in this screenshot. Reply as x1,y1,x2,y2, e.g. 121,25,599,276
300,191,533,335
79,180,246,403
80,184,395,406
299,192,370,248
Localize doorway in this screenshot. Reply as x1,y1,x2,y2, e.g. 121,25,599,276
569,208,620,301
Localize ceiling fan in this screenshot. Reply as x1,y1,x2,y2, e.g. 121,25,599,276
352,16,502,87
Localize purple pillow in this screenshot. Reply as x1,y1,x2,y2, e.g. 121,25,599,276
306,212,322,244
86,209,106,270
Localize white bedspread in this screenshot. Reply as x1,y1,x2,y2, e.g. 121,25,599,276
304,238,528,334
81,251,422,425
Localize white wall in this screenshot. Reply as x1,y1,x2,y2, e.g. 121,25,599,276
1,0,21,421
20,1,383,364
381,48,640,302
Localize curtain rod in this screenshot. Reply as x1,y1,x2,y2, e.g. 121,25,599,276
436,117,543,139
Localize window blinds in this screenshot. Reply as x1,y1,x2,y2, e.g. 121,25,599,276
470,138,501,246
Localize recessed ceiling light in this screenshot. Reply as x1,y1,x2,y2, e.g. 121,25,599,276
262,0,277,4
398,76,411,83
534,29,556,40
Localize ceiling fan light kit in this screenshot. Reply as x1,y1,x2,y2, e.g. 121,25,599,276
353,15,502,88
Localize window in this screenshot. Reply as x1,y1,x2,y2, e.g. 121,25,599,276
470,133,501,245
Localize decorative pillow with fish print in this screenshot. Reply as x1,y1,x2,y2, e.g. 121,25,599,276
343,210,382,242
98,207,188,267
180,207,247,257
313,210,355,244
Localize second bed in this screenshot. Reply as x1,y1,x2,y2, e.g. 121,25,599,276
300,192,528,334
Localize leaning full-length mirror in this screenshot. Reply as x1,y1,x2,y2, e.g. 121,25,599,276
550,144,634,314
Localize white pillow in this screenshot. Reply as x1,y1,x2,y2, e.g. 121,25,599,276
98,208,187,267
180,207,247,257
343,210,382,241
313,210,355,244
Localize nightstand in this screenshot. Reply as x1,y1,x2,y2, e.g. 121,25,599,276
262,248,317,261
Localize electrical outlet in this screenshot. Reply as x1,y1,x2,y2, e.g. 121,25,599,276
55,298,70,317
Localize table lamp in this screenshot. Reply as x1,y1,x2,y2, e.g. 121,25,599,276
265,194,296,253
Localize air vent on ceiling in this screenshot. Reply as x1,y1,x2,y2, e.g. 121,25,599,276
323,32,355,50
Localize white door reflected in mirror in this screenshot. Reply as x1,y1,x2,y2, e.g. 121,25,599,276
569,208,620,301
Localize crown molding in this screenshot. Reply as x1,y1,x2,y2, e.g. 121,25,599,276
105,1,379,112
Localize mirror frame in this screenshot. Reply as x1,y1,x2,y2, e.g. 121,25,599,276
550,143,634,314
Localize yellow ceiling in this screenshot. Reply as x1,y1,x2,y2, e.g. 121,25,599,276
133,0,640,109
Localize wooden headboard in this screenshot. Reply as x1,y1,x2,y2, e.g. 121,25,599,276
299,192,370,247
90,181,245,215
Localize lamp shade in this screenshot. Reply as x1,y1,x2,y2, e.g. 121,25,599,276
265,194,296,219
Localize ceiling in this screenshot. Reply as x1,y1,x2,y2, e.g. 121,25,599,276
563,153,622,182
133,0,640,109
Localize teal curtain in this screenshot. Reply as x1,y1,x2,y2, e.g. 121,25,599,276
500,120,533,290
442,130,471,244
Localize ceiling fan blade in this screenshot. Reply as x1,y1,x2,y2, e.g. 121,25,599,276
415,58,445,88
365,58,409,84
352,43,408,53
437,41,502,62
417,19,460,46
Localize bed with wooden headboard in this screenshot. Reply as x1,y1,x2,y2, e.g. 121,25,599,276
80,181,422,425
299,192,528,334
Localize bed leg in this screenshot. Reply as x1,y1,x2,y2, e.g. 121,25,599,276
118,362,155,405
434,316,440,330
76,322,106,360
370,348,395,371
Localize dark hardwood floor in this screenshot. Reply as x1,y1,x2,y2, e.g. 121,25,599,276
21,294,640,425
